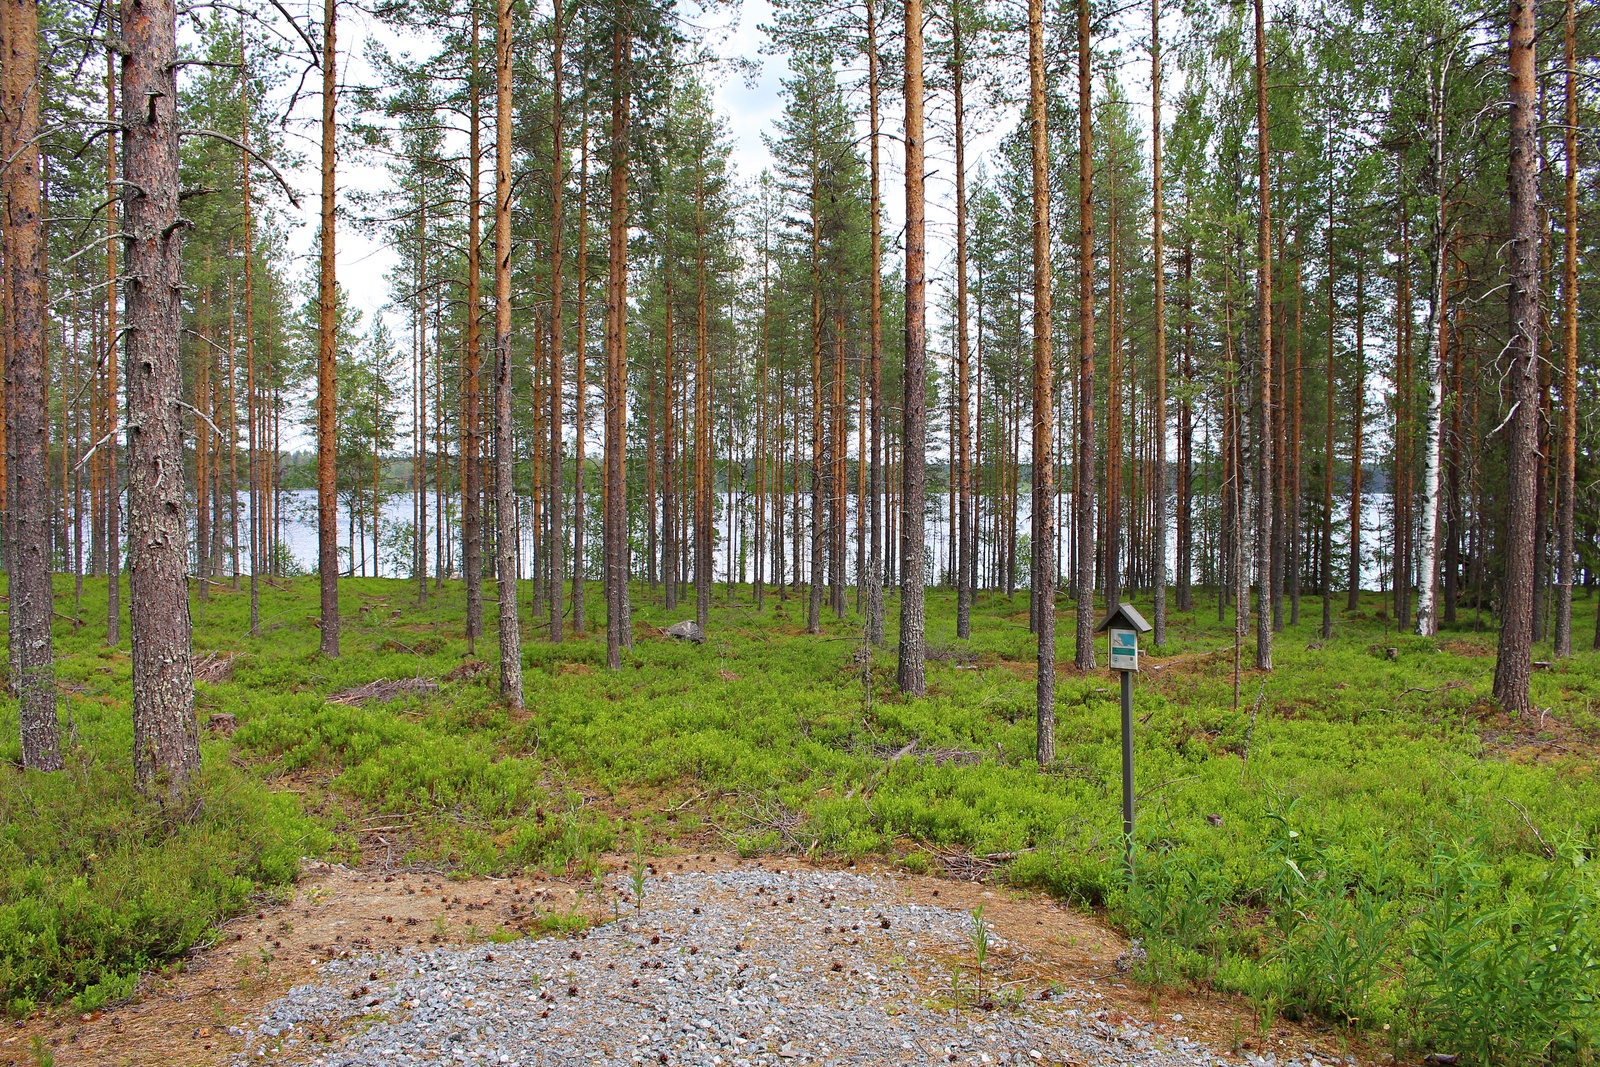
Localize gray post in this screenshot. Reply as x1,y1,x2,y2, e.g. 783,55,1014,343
1121,667,1134,875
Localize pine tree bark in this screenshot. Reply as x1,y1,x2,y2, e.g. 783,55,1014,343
106,43,123,646
1252,0,1273,671
807,159,824,636
695,161,712,632
1348,252,1365,611
463,9,485,651
1028,0,1055,765
316,0,339,656
953,4,973,642
1073,0,1097,671
1554,0,1577,656
604,19,631,670
865,0,885,646
572,105,589,631
122,0,200,796
2,0,61,770
548,3,566,643
898,0,927,697
1151,0,1168,647
493,0,522,707
1495,0,1539,712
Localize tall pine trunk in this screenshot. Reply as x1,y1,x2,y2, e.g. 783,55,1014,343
1150,0,1168,646
1073,0,1097,671
898,0,927,697
464,11,485,650
122,0,199,795
1554,0,1577,656
106,43,123,645
604,20,632,670
953,5,973,642
1495,0,1539,712
865,0,885,646
316,0,339,655
1028,0,1055,765
548,5,566,643
493,0,522,707
1252,0,1273,671
2,0,61,770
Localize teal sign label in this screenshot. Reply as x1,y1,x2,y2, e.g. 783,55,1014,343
1109,627,1139,671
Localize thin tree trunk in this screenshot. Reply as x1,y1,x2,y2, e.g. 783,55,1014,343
1253,0,1273,670
865,0,884,646
1151,0,1167,646
604,19,632,669
572,102,589,631
898,0,927,697
1495,0,1539,712
2,0,60,769
493,0,522,707
807,163,825,635
464,9,484,651
1073,0,1097,671
1555,0,1578,655
952,5,973,641
1028,0,1055,764
106,41,123,645
123,0,199,795
548,3,566,643
1348,252,1365,611
316,0,339,655
1416,51,1450,637
695,160,712,632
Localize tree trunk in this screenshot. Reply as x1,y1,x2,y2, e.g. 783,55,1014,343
493,0,522,707
548,4,566,643
1253,0,1273,670
106,42,123,646
463,9,484,651
1322,154,1336,639
1073,0,1097,671
1554,0,1577,655
695,162,712,632
604,20,632,670
572,101,589,632
1416,53,1450,637
122,0,199,796
898,0,927,697
807,162,825,636
2,0,61,770
316,0,340,655
1348,252,1365,611
1028,0,1055,764
951,6,973,641
1151,0,1167,646
1495,0,1539,712
865,0,884,646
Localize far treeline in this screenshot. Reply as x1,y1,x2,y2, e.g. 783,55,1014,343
0,0,1592,787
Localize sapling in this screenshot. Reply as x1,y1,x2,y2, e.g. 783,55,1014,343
630,827,649,918
969,906,989,999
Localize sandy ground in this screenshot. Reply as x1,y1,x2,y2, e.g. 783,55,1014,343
1,855,1379,1067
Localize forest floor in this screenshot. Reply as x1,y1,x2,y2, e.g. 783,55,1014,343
3,576,1599,1065
2,852,1362,1067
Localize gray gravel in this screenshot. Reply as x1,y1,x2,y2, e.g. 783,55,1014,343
232,868,1342,1067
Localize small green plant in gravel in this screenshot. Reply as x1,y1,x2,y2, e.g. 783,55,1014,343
969,906,990,1000
630,827,649,918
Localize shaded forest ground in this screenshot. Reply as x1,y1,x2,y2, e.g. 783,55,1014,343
3,575,1599,1063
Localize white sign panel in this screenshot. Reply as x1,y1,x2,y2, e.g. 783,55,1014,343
1109,627,1139,671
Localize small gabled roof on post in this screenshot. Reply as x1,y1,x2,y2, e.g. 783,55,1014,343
1096,602,1152,634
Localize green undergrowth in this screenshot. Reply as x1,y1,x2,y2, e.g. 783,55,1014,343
3,573,1600,1062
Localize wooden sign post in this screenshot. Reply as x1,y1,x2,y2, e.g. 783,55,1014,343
1097,603,1151,875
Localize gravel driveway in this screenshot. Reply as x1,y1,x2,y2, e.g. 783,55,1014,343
233,868,1330,1067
